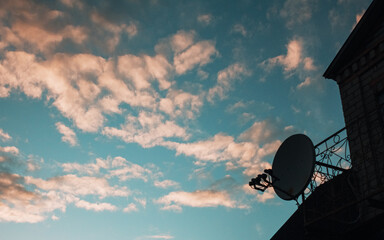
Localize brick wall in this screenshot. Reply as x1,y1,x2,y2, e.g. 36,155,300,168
336,40,384,222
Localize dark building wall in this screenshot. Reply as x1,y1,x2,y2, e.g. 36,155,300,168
332,26,384,223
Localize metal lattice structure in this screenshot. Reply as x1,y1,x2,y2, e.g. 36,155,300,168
303,127,351,201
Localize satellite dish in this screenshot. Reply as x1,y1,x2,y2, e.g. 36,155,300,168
272,134,315,200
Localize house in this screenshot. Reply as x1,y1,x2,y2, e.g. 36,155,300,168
271,0,384,238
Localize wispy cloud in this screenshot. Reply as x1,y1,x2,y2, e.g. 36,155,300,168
0,129,11,141
197,14,213,25
231,24,247,37
0,172,68,223
260,37,321,91
208,63,251,103
148,235,174,239
139,235,174,240
55,122,78,146
261,38,304,73
174,40,218,75
103,111,189,148
154,180,180,189
352,9,365,30
123,203,139,213
62,156,155,182
280,0,313,29
75,200,117,212
155,190,238,211
90,12,137,51
60,0,83,9
0,146,19,155
25,174,130,199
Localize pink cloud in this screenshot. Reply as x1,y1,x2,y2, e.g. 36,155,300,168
75,200,117,212
197,14,213,25
159,89,203,119
118,54,172,90
55,122,78,146
260,38,317,86
103,112,188,148
268,39,302,72
154,180,180,189
174,40,217,74
0,146,19,155
171,30,195,54
0,129,11,141
146,235,174,239
208,63,251,103
155,190,238,211
90,12,138,51
0,173,68,223
24,174,130,199
297,77,313,89
123,203,138,213
352,9,365,30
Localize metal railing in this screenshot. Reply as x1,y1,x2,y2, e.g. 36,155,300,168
302,127,351,201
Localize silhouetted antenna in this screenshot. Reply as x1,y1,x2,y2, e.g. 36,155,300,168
249,134,345,203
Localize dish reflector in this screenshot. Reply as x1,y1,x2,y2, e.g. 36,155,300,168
272,134,315,200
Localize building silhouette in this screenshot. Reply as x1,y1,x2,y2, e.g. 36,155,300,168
271,0,384,239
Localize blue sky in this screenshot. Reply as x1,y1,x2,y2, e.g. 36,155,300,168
0,0,371,239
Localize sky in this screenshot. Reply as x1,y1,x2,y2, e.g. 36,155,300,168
0,0,372,239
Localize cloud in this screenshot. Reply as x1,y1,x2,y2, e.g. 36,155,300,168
197,14,213,25
163,119,296,178
0,1,87,54
24,174,130,199
260,37,319,90
0,146,19,155
0,173,69,223
60,0,83,9
126,22,138,38
226,101,247,112
0,153,164,222
303,57,317,71
352,9,365,30
134,197,147,208
55,122,78,146
154,180,180,189
164,134,235,163
297,77,313,89
75,200,117,212
238,120,281,145
145,235,174,239
208,63,251,103
62,156,155,182
231,24,247,37
123,203,138,213
159,89,203,119
103,111,189,148
154,190,238,211
0,129,11,141
262,39,303,72
242,184,275,203
118,54,173,90
0,28,217,135
170,30,195,54
90,12,137,51
0,51,108,132
108,162,152,182
174,40,218,75
280,0,312,28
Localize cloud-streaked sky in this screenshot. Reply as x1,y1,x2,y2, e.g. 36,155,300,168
0,0,371,239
